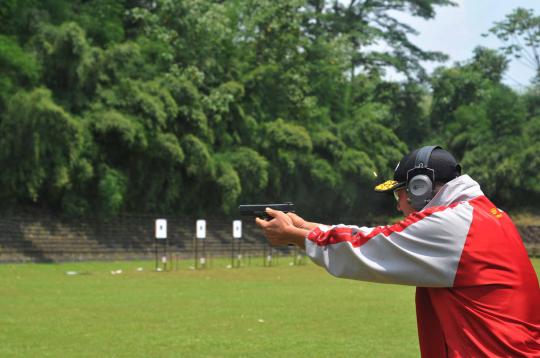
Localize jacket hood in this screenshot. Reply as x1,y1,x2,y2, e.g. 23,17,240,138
424,174,484,209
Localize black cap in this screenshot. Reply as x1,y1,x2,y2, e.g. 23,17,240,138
374,146,461,192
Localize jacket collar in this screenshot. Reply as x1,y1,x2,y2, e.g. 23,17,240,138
424,174,484,209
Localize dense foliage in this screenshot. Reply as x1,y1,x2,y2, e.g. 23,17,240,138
0,1,539,220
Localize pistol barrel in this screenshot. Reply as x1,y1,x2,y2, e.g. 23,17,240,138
238,203,295,218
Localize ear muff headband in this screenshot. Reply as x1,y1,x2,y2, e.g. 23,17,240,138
414,145,440,168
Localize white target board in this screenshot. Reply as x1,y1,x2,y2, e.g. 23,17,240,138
155,219,167,239
196,220,206,239
233,220,242,239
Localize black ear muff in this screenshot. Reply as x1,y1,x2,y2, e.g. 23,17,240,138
406,146,440,211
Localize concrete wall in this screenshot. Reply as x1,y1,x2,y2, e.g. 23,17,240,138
0,214,271,263
0,213,539,262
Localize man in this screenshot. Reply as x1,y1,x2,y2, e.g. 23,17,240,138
256,145,540,357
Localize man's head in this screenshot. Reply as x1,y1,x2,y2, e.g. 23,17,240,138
375,146,461,214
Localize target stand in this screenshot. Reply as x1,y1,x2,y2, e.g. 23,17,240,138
231,220,243,268
154,219,169,271
291,246,307,266
263,244,275,267
194,219,207,269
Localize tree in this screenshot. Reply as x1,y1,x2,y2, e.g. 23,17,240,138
7,0,534,220
32,22,100,111
0,88,87,208
427,49,529,207
320,0,454,81
0,35,40,108
468,47,509,83
486,7,540,83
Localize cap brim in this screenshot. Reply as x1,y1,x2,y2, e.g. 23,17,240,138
374,180,406,193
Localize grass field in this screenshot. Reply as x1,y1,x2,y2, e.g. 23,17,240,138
1,258,539,358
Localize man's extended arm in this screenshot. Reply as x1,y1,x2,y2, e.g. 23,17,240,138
305,203,473,287
257,204,474,287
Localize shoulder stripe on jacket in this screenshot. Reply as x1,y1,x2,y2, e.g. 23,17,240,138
307,202,461,248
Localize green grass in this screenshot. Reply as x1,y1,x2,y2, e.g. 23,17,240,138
1,258,539,358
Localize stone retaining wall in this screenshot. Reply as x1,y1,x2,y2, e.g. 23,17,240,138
0,214,273,263
518,225,540,257
0,214,539,262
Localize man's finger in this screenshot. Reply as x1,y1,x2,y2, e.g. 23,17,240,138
255,217,267,228
265,207,277,218
265,207,285,219
287,212,299,219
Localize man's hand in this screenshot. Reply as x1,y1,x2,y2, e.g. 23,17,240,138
255,208,308,248
286,212,319,230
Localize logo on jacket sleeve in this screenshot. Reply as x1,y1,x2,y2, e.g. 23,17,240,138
490,207,503,219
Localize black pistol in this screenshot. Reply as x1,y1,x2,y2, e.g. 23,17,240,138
239,202,295,220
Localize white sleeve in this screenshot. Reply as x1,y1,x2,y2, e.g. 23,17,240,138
305,202,473,287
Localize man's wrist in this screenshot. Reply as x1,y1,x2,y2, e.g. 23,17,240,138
286,226,309,248
304,222,320,230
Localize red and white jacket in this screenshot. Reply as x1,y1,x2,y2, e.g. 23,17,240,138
306,175,540,357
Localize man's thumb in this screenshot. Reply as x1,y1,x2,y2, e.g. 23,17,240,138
265,207,277,217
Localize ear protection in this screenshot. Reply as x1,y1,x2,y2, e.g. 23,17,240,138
406,145,440,211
